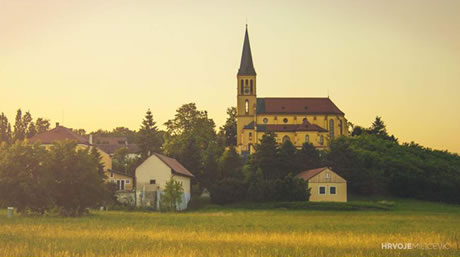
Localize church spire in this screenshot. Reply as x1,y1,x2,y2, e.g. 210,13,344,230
238,25,256,76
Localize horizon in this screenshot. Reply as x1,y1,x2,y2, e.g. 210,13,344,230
1,0,459,154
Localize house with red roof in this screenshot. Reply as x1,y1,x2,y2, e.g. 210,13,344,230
235,26,348,154
135,153,194,210
296,167,347,202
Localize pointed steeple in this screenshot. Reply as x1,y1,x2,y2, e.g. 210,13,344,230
238,25,256,76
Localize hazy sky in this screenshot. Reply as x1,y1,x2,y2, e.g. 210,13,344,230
1,0,459,153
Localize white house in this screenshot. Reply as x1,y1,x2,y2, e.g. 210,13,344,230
135,153,194,210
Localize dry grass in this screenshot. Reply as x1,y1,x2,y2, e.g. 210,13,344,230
1,200,459,257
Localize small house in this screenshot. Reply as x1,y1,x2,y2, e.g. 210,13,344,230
135,153,194,210
296,167,347,202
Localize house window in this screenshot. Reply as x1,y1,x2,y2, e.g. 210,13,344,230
319,186,326,195
329,120,335,139
263,118,268,123
330,186,336,195
305,134,310,143
150,179,156,185
245,100,249,113
320,135,324,145
125,179,130,184
283,118,288,123
282,135,290,143
117,180,125,191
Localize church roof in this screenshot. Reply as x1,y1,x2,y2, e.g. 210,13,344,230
29,125,89,145
256,98,344,115
243,120,327,132
237,26,256,76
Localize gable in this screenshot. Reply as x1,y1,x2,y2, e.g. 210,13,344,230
308,168,346,183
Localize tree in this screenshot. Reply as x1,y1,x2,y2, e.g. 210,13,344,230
160,178,184,211
179,136,202,180
201,142,222,190
278,140,300,177
0,113,12,143
72,128,87,136
48,140,112,216
0,141,51,214
13,109,26,142
218,107,237,147
35,118,50,134
219,146,243,179
253,133,280,180
297,142,322,172
138,109,162,158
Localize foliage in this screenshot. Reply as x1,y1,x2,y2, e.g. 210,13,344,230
209,178,247,204
219,146,243,180
0,140,116,216
138,109,162,158
326,134,460,203
218,107,237,147
247,174,309,202
0,141,51,214
47,141,115,216
0,113,12,144
160,178,184,212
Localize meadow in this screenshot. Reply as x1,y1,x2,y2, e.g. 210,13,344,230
1,199,459,257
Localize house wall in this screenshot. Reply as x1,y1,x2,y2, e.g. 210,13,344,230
135,155,191,210
306,168,347,202
105,171,133,191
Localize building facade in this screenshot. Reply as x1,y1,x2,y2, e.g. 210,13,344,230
236,27,348,155
296,167,347,202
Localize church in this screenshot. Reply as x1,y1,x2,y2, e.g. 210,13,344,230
236,26,348,155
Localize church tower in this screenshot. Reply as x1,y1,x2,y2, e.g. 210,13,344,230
236,25,257,152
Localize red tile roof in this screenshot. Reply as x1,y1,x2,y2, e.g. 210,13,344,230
29,126,89,145
296,167,328,181
257,98,344,115
154,153,194,178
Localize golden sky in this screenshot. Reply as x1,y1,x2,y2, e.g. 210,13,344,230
1,0,459,153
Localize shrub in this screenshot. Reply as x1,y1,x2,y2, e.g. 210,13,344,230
160,178,184,212
209,178,247,204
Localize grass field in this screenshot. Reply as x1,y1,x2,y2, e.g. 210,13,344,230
1,199,460,257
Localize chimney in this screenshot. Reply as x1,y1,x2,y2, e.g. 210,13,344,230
89,134,93,145
56,122,60,128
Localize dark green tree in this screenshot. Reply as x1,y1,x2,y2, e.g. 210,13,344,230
218,107,237,147
160,178,184,212
35,118,50,134
297,142,322,172
138,109,162,158
278,140,300,177
201,142,222,189
0,113,12,143
219,146,244,179
13,109,26,142
253,133,280,180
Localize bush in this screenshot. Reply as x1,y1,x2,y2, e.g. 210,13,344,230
247,174,309,202
209,178,247,204
159,178,184,212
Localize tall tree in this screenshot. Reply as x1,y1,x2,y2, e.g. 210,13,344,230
278,140,300,177
297,142,322,172
22,111,35,138
253,133,280,180
201,142,222,189
218,107,237,147
35,118,50,134
138,109,162,158
0,113,12,143
219,146,244,179
13,109,26,142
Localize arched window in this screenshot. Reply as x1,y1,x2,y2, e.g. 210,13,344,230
283,118,288,123
339,120,343,135
249,132,252,138
245,100,249,113
240,80,244,95
329,120,335,139
320,135,324,145
263,118,268,123
305,134,310,143
250,80,253,94
282,135,290,143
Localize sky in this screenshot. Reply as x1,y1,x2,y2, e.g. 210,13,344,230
1,0,459,153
